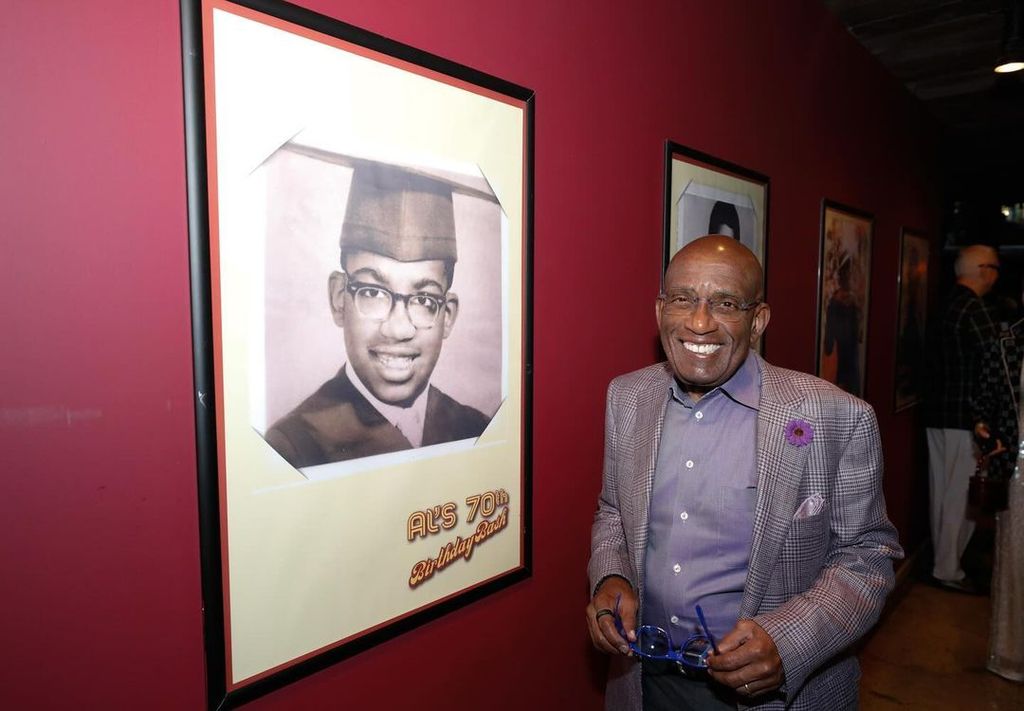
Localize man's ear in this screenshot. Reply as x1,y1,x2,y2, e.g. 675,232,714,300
750,302,771,344
328,271,347,327
441,292,459,339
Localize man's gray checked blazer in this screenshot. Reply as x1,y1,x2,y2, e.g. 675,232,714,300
589,354,903,710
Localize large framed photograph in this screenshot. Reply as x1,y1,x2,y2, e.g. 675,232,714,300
663,141,769,272
894,228,929,411
816,200,873,398
181,0,533,706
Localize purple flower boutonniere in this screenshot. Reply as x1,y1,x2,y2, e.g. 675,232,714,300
785,419,814,447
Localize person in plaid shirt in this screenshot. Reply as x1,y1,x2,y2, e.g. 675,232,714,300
925,244,1000,593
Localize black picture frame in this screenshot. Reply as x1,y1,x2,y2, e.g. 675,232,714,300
894,228,929,412
662,141,770,277
662,141,770,354
181,1,534,707
815,199,874,399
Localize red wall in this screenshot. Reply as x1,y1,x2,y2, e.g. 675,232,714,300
1,1,937,709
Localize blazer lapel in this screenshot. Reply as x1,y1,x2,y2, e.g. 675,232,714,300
629,366,670,600
740,360,813,617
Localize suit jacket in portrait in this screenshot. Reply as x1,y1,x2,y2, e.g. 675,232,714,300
588,354,903,710
265,367,491,469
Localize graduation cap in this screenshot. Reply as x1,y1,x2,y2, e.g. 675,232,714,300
278,143,499,264
341,160,459,263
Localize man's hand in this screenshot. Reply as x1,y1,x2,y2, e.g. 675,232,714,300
586,576,636,655
707,619,783,697
974,421,1008,458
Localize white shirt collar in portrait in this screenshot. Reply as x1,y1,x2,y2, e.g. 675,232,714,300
347,366,429,447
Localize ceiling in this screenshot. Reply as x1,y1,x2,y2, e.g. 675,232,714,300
823,0,1024,186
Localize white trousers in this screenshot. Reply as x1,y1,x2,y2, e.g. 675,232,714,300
925,427,976,581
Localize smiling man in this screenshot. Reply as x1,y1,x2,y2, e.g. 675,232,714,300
586,236,902,710
265,161,491,469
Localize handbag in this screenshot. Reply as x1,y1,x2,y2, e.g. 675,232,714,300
969,461,1010,514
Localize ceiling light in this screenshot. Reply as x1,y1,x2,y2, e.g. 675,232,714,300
996,1,1024,73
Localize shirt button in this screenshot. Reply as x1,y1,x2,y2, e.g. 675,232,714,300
685,460,694,469
670,615,679,625
679,511,688,520
695,411,703,420
672,563,682,574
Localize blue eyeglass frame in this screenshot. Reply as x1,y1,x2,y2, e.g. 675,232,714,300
613,597,719,670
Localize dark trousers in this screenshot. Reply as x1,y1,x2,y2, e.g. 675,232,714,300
641,659,738,711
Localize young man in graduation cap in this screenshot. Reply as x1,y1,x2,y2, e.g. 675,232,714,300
266,160,492,469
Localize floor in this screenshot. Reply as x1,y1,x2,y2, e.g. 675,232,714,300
859,530,1023,710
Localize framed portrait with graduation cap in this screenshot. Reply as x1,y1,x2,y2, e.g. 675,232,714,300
181,0,534,707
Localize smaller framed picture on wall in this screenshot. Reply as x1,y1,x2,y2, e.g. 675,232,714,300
894,228,929,412
663,141,769,273
816,200,874,398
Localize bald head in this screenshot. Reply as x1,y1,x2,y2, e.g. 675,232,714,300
954,244,999,296
666,235,764,301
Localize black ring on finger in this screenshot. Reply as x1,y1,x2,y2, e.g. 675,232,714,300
595,609,614,620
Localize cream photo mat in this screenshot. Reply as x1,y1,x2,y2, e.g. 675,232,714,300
667,155,767,266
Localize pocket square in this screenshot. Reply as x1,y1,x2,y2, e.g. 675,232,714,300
794,493,825,520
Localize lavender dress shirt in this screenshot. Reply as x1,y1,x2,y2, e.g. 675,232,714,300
642,354,760,642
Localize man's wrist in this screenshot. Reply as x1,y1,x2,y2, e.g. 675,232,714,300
592,574,631,599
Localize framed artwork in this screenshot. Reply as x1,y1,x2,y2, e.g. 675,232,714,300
816,200,874,398
181,0,534,707
894,229,929,411
663,141,770,273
